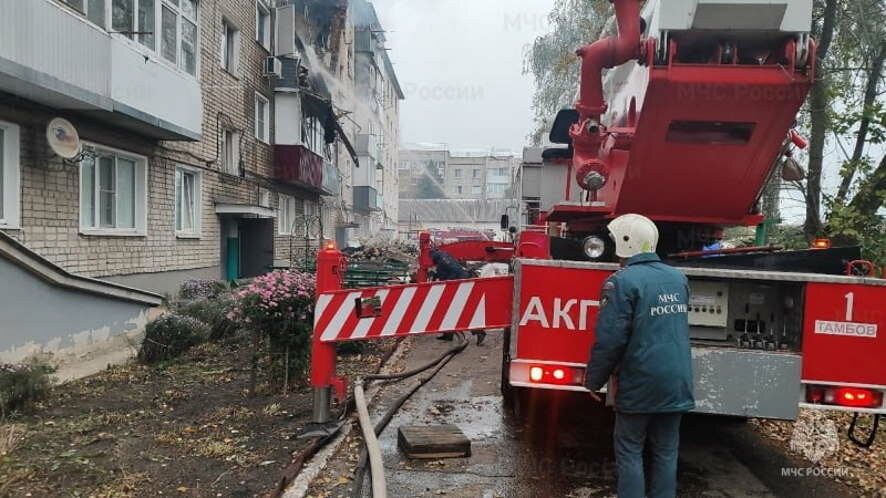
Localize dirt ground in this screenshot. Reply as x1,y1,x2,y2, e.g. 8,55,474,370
752,410,886,496
0,336,398,498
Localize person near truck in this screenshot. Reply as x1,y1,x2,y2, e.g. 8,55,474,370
584,213,695,498
429,247,486,345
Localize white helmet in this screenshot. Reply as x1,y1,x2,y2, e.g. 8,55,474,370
607,214,659,259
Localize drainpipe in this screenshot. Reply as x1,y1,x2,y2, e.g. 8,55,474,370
574,0,643,123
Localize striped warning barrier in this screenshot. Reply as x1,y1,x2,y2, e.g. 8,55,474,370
314,276,514,343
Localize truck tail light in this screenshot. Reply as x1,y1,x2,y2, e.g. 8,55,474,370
834,388,882,408
806,385,883,409
527,364,580,385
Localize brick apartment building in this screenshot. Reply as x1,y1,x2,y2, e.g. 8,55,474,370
0,0,402,296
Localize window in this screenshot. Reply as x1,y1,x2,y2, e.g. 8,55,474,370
179,0,198,75
278,194,297,235
472,169,480,179
175,166,201,237
138,0,155,49
456,185,463,195
159,2,176,61
220,128,241,175
112,0,134,37
79,146,147,235
0,121,21,229
63,0,106,27
301,115,324,154
471,185,481,195
256,0,271,51
454,168,462,178
221,20,240,74
255,93,270,143
104,0,197,75
258,188,270,208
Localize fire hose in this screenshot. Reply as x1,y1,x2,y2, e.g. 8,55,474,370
351,333,470,498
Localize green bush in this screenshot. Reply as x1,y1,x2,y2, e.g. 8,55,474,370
174,297,239,341
138,313,210,364
0,360,55,417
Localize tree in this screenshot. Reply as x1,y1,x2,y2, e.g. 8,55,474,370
802,0,839,238
414,160,446,199
799,0,886,245
523,0,610,145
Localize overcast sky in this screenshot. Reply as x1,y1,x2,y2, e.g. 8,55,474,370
372,0,556,153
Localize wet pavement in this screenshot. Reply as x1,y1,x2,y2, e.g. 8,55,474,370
315,331,857,498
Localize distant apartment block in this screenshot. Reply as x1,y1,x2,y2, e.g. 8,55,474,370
399,144,519,200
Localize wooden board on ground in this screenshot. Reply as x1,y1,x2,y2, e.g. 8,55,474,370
397,424,471,459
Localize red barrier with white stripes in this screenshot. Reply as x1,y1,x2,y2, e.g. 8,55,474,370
314,276,514,343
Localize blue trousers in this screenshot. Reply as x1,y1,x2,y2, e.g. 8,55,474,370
614,412,683,498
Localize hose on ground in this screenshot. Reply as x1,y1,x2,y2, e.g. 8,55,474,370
351,333,469,498
354,384,386,498
269,339,403,498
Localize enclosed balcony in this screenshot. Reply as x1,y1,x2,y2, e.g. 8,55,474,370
0,0,202,140
274,144,324,192
353,186,380,212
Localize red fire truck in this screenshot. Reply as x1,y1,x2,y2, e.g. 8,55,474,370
308,0,885,445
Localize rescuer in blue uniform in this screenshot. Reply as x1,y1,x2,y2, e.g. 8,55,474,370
430,247,486,345
584,214,695,498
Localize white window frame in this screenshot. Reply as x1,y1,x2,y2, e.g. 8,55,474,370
278,194,297,235
220,127,241,175
301,115,323,154
456,185,463,195
85,0,201,77
220,18,241,75
174,165,202,238
255,92,270,144
454,168,462,178
78,143,148,237
471,185,481,195
0,121,21,229
60,0,107,28
255,0,271,51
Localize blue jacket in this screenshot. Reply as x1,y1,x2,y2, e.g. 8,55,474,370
584,253,695,414
431,248,471,281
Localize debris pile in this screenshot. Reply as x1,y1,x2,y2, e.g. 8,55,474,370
343,239,418,264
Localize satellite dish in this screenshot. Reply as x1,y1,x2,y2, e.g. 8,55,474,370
46,118,82,160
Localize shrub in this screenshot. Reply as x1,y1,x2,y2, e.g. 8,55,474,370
179,279,229,301
0,360,55,417
174,297,239,341
138,313,210,364
228,271,316,379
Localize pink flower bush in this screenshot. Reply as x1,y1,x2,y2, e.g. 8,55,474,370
228,270,316,327
228,270,317,379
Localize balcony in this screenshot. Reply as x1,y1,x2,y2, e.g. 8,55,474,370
354,186,380,212
356,134,380,165
274,144,328,193
322,160,341,196
0,0,201,140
